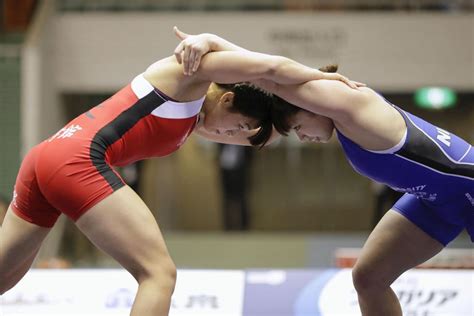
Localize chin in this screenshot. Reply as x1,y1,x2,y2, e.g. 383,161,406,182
317,129,334,143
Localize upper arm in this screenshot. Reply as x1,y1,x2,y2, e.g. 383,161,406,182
274,80,373,121
194,127,281,146
192,51,279,84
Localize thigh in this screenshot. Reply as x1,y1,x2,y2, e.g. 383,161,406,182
1,206,51,281
393,193,465,246
355,209,444,285
75,185,173,278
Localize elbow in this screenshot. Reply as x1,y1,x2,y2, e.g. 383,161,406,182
264,55,289,79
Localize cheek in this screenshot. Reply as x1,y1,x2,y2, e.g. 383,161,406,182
326,118,335,131
307,118,333,136
203,114,217,129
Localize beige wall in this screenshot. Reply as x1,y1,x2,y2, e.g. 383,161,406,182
52,12,473,92
21,0,62,152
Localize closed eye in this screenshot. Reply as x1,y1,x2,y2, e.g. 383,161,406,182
239,124,252,131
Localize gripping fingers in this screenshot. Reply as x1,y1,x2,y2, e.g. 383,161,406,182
193,54,202,73
326,73,357,89
189,47,205,74
174,42,184,64
182,44,193,75
342,77,357,89
353,81,367,87
336,74,356,89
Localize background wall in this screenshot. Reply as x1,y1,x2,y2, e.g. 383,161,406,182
51,13,473,92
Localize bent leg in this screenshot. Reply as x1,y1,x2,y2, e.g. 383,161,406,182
0,207,51,294
352,210,444,316
76,186,176,316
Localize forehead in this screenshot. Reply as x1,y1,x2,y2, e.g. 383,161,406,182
293,109,315,122
225,110,259,126
233,113,260,129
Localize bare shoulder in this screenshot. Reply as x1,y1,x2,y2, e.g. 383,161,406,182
143,56,210,101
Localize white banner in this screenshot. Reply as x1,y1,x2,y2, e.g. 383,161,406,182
1,269,245,316
319,269,474,316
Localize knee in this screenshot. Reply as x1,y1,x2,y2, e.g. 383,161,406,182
133,255,177,291
352,262,387,294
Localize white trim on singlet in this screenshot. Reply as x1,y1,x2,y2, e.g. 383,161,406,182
131,73,204,119
367,128,407,154
150,98,204,119
404,113,474,166
131,73,154,98
458,145,472,163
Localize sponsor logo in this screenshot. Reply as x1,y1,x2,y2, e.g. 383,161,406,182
12,190,18,208
436,127,451,147
465,193,474,207
48,124,83,142
392,185,437,201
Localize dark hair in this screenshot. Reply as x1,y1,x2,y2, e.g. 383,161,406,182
271,64,338,135
216,82,274,147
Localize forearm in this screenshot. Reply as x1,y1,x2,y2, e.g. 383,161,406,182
207,34,249,53
266,56,327,85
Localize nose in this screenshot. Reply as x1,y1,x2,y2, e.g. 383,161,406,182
298,133,317,143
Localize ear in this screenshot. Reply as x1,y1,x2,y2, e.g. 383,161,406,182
219,91,235,108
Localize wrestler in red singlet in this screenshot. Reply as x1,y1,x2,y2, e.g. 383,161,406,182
12,74,204,227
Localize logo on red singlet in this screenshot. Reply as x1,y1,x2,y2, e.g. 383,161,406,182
48,124,83,142
12,190,18,208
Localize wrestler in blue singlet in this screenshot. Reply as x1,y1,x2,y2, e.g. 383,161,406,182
337,107,474,245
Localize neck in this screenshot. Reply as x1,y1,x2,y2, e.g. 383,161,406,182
201,83,223,116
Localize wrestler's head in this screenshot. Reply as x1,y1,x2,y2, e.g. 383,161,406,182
200,82,273,147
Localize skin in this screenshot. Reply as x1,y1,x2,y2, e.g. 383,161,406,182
0,29,360,316
288,109,335,143
143,49,355,145
178,28,447,316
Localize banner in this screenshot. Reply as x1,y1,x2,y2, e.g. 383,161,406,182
244,269,474,316
2,269,245,316
2,268,472,315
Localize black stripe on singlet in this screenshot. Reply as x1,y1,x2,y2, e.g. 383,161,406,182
89,91,165,189
396,111,474,179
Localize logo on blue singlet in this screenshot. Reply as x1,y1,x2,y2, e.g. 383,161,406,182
436,128,451,147
392,184,437,202
465,193,474,206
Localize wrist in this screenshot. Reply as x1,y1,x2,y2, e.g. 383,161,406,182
313,69,325,80
208,34,222,52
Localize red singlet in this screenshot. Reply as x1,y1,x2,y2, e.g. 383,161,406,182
11,74,204,227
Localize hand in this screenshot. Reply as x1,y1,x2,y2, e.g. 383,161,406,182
323,72,366,89
173,26,214,76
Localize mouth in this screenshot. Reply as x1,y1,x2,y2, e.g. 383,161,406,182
308,137,321,143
